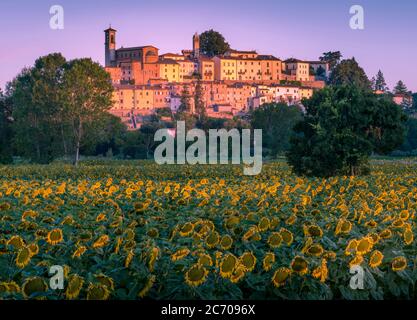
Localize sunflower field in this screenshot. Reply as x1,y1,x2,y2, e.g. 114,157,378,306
1,160,417,300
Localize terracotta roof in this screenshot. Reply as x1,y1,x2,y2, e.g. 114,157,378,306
161,53,183,57
117,45,159,51
158,59,179,65
257,55,281,61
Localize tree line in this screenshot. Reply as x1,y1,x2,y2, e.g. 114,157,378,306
0,49,415,178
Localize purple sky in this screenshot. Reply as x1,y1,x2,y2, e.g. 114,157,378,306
0,0,416,91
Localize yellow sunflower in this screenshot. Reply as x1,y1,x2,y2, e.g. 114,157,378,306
7,235,25,250
185,264,209,287
46,228,64,245
72,246,87,258
349,255,364,268
271,267,291,287
138,275,156,298
404,229,414,245
392,256,407,272
16,246,31,268
205,231,220,249
267,232,283,249
171,248,190,262
22,277,48,299
262,252,275,271
279,228,294,245
239,252,257,272
198,253,213,267
345,239,358,256
92,235,110,248
356,237,373,255
258,217,270,232
95,274,114,291
304,225,323,238
306,244,324,257
312,259,328,283
27,243,39,256
179,222,194,237
125,249,134,268
65,274,84,300
219,235,233,250
220,254,238,278
290,256,309,275
369,250,384,268
86,283,111,300
379,229,393,239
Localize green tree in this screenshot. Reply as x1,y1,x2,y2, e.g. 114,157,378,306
199,30,230,57
61,58,114,166
139,118,165,159
177,85,191,113
251,103,303,158
0,89,13,163
374,70,388,92
329,58,371,90
319,51,342,70
194,77,206,126
400,118,417,152
394,80,409,95
81,113,127,157
287,85,406,177
9,53,67,163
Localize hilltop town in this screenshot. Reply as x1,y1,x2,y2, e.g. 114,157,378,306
104,27,329,128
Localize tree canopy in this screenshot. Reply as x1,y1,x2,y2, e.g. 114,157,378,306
287,85,407,177
394,80,409,95
373,70,388,92
0,89,13,163
7,54,114,165
251,103,303,157
329,58,371,90
199,30,230,57
319,51,342,70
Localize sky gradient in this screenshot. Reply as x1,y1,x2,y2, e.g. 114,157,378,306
0,0,416,91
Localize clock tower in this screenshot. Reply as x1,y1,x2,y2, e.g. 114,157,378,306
105,27,117,67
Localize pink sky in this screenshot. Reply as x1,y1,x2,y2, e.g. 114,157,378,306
0,0,416,92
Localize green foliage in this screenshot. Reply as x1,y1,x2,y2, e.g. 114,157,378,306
287,85,407,177
319,51,342,70
62,58,114,165
373,70,388,92
178,85,191,113
155,107,173,119
0,90,13,164
399,118,417,152
10,53,68,163
194,78,206,127
199,30,230,57
7,54,114,165
394,81,409,95
329,58,371,90
251,103,302,158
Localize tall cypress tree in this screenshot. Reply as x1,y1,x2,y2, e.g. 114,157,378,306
374,70,388,91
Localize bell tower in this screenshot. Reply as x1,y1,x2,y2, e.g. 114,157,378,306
193,32,200,58
105,26,117,67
